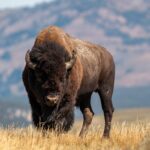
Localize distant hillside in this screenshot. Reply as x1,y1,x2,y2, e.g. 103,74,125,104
0,0,150,101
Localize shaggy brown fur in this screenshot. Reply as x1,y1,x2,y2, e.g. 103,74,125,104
22,26,115,138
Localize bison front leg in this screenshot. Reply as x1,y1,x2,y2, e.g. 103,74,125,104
22,67,42,128
25,91,42,128
79,93,94,137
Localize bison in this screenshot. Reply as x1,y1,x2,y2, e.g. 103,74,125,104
22,26,115,138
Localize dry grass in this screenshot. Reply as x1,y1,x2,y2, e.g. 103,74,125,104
0,108,150,150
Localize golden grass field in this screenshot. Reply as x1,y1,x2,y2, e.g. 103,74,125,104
0,108,150,150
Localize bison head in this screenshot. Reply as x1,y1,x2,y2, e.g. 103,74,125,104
25,41,76,107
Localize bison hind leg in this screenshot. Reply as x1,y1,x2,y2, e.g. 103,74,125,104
98,75,115,138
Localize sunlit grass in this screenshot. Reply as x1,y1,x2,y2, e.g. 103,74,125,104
0,108,149,150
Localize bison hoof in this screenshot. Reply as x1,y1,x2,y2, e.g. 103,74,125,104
102,134,110,139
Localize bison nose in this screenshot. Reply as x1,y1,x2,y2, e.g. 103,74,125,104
46,95,59,105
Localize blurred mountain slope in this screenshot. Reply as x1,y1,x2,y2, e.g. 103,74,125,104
0,0,149,98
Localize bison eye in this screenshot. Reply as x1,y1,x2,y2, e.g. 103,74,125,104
35,71,47,82
35,74,42,82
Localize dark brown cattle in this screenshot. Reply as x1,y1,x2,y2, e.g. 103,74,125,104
22,26,115,138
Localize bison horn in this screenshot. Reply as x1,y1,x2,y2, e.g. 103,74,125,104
65,50,77,70
25,50,36,69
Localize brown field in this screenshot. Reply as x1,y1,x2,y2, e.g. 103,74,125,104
0,108,150,150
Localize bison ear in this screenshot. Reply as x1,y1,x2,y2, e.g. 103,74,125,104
65,50,77,70
25,50,37,70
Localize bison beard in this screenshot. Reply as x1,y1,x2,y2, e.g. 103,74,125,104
40,105,74,132
23,26,115,138
39,95,74,131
